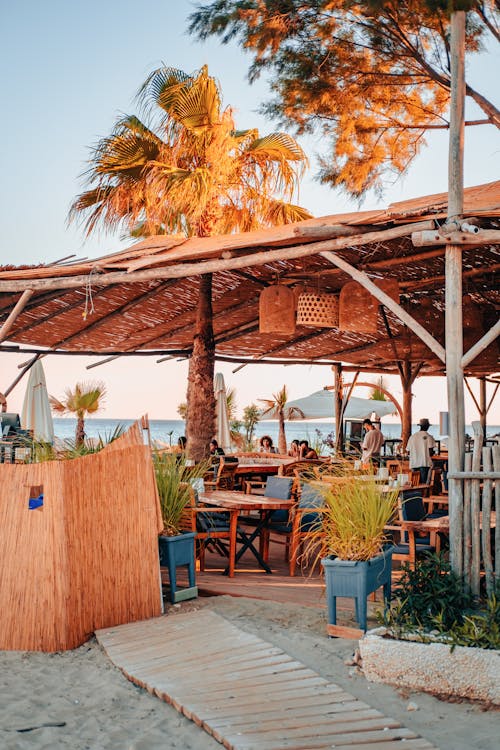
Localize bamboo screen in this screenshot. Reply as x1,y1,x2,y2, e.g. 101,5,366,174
0,435,163,652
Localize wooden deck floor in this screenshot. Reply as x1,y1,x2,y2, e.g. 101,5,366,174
96,610,436,750
169,541,392,629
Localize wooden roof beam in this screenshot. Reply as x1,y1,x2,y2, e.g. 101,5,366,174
320,250,446,362
0,219,435,293
462,318,500,368
412,228,500,246
0,290,34,344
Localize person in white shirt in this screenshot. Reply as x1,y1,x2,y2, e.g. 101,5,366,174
361,419,385,466
406,418,436,483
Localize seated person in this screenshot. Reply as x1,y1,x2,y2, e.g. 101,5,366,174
288,439,300,458
175,435,187,463
299,440,318,460
209,438,225,456
260,435,277,454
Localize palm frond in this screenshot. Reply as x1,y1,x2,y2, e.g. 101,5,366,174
247,133,308,162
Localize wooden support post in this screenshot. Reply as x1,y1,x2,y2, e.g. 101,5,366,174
332,364,343,454
493,446,500,586
479,377,487,439
481,447,494,597
470,422,483,598
446,10,466,578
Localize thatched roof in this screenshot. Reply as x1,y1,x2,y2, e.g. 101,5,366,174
0,181,499,377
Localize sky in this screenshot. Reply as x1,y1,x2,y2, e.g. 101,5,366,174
1,1,499,424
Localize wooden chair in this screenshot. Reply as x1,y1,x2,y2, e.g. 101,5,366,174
178,484,235,572
261,482,326,576
388,488,441,569
240,476,295,556
204,456,239,490
410,470,422,487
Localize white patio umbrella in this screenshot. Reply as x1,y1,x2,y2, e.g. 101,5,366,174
284,390,396,420
21,360,55,443
214,372,231,453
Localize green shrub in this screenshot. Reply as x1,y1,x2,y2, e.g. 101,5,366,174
380,553,500,649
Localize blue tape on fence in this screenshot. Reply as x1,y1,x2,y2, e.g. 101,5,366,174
29,494,44,510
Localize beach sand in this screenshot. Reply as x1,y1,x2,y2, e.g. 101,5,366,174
1,595,498,750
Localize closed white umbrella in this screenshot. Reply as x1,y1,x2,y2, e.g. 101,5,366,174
21,360,54,443
214,372,231,453
285,390,396,420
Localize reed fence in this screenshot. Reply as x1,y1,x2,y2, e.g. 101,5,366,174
0,423,163,651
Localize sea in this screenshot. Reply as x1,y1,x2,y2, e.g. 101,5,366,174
53,418,500,450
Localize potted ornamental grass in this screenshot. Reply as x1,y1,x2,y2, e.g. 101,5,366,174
154,451,210,603
318,476,399,632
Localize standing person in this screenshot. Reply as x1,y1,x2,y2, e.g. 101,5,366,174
361,419,385,466
406,418,436,483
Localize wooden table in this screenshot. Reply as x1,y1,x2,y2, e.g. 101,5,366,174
198,490,294,576
398,512,496,565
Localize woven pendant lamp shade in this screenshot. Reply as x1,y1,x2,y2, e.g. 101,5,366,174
339,281,378,333
259,285,296,334
339,279,400,334
296,292,339,328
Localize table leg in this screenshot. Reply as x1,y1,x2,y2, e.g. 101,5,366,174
223,510,274,575
228,509,238,578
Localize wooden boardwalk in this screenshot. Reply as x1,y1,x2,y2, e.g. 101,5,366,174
96,610,436,750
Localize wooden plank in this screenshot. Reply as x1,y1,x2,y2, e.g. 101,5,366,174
227,726,416,750
327,623,364,639
272,741,435,750
96,610,437,750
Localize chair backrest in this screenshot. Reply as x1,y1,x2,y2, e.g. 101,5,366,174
410,470,421,486
214,456,239,489
264,475,293,500
400,489,426,521
299,482,326,509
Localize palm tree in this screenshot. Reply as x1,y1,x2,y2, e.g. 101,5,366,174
70,65,311,461
258,385,304,455
50,381,106,447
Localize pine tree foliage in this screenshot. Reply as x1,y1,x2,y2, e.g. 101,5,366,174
189,1,499,196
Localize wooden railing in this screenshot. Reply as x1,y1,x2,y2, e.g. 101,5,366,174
448,434,499,597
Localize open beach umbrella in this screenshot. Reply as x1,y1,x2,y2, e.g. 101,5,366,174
214,372,231,453
21,360,55,443
284,390,396,421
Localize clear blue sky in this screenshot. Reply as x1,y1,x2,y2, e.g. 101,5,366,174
1,1,499,423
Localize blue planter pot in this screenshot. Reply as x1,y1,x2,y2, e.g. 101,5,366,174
158,532,198,604
321,546,393,632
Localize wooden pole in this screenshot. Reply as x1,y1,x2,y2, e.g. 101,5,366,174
0,220,435,293
479,377,487,439
446,10,466,578
333,364,344,454
0,290,34,343
400,363,413,449
320,250,445,362
3,354,40,397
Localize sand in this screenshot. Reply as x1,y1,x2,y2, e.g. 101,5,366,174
1,595,498,750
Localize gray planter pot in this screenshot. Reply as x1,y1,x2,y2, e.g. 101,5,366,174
158,532,198,604
321,546,393,631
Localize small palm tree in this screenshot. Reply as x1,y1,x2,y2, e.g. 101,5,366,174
258,385,304,455
50,381,106,447
370,376,388,401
